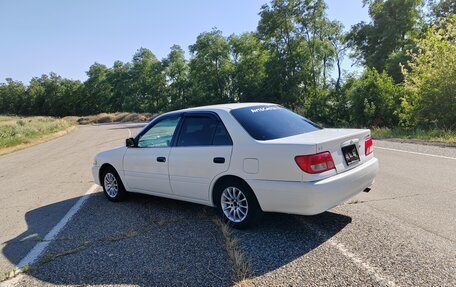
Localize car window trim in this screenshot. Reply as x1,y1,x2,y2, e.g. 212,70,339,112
174,111,233,147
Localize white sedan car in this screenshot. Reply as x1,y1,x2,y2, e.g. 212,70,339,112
92,103,378,228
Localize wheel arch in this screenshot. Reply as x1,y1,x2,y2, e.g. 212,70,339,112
98,163,116,184
211,174,259,208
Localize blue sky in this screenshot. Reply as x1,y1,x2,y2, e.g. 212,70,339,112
0,0,369,83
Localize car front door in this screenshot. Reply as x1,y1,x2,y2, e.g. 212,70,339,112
123,115,181,194
168,113,233,201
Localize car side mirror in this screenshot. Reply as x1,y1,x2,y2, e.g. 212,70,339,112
126,137,137,148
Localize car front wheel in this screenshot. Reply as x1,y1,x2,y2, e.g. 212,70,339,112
101,167,126,202
216,180,262,229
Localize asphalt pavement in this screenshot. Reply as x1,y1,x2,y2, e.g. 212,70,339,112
0,124,455,286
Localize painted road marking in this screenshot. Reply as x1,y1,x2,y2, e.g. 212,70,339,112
17,184,99,269
300,219,398,287
376,146,456,160
328,239,397,287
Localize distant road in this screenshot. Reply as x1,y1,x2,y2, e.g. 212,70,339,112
1,124,455,286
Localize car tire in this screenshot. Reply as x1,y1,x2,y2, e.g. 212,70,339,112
215,179,263,229
101,167,127,202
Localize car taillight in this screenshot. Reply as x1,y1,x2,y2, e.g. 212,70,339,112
295,152,335,174
365,137,373,155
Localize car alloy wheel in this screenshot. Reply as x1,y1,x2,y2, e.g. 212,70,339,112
215,179,263,229
104,172,118,198
221,186,248,223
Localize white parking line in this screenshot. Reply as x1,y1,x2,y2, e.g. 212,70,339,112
328,239,397,287
301,220,398,287
376,146,456,160
17,184,99,269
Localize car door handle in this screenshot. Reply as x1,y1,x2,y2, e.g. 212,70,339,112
157,157,166,163
213,157,225,164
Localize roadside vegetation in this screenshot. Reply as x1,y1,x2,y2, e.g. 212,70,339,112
64,112,155,125
0,0,454,141
0,112,153,154
0,116,73,152
372,128,456,144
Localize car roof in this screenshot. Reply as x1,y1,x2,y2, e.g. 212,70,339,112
172,102,277,113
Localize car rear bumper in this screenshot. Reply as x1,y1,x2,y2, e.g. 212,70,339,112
246,157,379,215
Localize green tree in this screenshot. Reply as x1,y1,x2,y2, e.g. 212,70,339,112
59,78,83,116
189,29,233,105
82,63,112,115
130,48,167,113
401,15,456,129
229,32,269,102
257,0,343,113
347,0,424,83
305,19,347,125
25,74,82,116
0,79,27,114
106,61,132,112
428,0,455,21
162,45,190,110
346,68,402,127
27,76,47,115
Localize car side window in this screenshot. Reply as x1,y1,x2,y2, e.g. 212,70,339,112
177,116,219,147
138,117,180,148
213,122,233,145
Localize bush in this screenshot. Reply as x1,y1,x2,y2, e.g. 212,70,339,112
401,15,456,129
345,68,403,128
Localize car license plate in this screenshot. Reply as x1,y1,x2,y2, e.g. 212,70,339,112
342,144,360,165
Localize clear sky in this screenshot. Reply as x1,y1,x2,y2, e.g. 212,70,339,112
0,0,369,83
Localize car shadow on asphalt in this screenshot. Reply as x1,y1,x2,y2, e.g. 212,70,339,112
2,192,351,286
1,196,81,267
231,212,352,277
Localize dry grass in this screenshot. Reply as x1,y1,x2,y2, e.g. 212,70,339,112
0,116,75,155
213,218,253,286
1,265,30,282
0,112,153,156
66,112,155,125
346,199,365,205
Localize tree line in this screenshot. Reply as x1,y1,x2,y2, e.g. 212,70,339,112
0,0,454,129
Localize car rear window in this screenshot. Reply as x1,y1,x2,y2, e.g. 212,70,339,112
231,105,321,140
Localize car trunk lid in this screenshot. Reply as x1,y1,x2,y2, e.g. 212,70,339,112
312,128,371,173
267,128,372,180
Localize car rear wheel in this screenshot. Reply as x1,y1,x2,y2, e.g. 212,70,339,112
101,167,126,202
215,179,262,229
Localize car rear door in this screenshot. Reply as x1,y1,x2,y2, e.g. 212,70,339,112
123,115,181,194
168,112,233,201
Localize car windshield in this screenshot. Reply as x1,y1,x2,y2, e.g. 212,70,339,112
231,105,321,140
